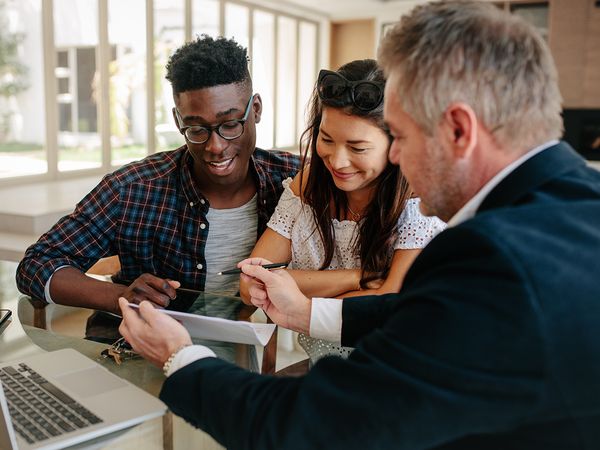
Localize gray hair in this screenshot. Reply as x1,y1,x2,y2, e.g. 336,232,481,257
378,1,563,149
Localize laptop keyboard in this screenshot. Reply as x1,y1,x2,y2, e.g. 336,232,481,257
0,363,103,444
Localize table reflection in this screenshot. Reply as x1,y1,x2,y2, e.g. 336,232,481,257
1,260,266,449
17,292,260,376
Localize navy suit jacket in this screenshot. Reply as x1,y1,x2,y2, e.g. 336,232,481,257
160,142,600,450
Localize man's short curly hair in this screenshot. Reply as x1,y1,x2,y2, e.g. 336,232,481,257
166,35,251,95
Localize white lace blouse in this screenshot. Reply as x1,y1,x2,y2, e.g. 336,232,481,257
267,178,447,363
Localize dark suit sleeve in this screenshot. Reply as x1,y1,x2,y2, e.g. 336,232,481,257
340,292,408,347
160,226,547,450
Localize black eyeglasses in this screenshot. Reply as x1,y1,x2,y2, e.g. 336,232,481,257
317,69,384,111
175,94,256,144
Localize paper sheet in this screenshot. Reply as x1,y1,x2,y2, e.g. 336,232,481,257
128,304,275,346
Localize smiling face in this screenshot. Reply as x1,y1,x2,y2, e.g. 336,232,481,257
316,107,390,196
173,83,261,191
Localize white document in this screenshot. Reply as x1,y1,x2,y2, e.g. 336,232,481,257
128,304,276,346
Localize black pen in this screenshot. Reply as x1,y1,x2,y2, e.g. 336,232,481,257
217,262,288,275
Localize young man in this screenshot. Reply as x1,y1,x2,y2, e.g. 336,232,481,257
16,36,299,313
120,2,600,450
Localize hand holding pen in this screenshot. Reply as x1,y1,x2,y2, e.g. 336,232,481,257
217,262,288,275
237,257,310,332
237,258,288,305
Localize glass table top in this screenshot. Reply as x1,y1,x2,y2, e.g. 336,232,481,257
0,260,261,397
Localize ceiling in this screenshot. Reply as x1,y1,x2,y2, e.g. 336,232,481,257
280,0,419,18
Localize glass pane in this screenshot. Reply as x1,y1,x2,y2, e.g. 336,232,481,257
58,77,69,95
57,50,68,68
276,16,297,149
108,0,147,166
193,0,219,39
225,3,248,51
58,103,72,131
0,0,47,179
297,21,317,145
54,0,101,171
252,10,274,150
154,0,185,152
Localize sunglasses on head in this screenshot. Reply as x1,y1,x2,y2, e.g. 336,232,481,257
317,69,384,111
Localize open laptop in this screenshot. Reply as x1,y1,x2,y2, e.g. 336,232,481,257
0,348,165,449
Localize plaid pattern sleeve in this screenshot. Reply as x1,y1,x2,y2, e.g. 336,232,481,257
16,147,300,302
16,172,124,301
16,150,182,301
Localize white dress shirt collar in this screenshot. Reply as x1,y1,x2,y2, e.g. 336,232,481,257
447,140,559,227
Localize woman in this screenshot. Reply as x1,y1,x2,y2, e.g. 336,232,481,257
240,59,445,362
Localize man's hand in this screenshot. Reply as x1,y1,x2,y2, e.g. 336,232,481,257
118,298,192,368
239,258,311,334
121,274,180,308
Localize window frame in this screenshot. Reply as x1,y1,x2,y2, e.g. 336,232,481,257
0,0,321,185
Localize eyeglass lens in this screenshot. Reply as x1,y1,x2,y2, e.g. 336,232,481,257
185,122,243,143
353,82,382,110
318,73,382,111
179,94,254,144
320,74,348,100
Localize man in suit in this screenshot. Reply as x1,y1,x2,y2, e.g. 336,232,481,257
119,2,600,449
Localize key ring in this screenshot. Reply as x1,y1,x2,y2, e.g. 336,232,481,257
100,337,141,365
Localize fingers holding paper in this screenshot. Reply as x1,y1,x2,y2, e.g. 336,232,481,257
240,262,311,334
118,298,192,368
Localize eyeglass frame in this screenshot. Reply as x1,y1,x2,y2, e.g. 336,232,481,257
317,69,385,111
174,94,257,144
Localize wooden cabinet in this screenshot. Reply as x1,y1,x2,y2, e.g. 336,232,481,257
495,0,600,108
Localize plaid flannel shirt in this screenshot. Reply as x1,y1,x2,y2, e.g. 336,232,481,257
16,146,300,301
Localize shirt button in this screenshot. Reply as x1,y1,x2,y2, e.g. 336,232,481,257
263,200,267,204
200,223,206,229
200,199,206,205
189,201,194,207
196,263,203,270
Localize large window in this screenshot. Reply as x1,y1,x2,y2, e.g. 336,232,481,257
0,0,320,182
252,10,275,149
154,0,185,152
108,0,148,166
0,0,46,178
54,0,101,172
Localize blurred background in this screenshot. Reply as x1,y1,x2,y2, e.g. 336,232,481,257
0,0,598,261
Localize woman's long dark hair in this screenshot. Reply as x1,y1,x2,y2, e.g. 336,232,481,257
299,59,412,286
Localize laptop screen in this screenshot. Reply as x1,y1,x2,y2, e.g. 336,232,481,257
0,382,18,450
0,309,12,335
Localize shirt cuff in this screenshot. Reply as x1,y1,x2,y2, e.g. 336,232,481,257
44,265,71,304
167,345,217,377
309,297,342,344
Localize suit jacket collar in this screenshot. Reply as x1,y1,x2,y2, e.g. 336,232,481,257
477,141,586,214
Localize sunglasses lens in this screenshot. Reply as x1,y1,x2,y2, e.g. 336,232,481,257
318,74,347,102
354,82,383,110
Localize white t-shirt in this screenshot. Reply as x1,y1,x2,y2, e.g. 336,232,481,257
203,194,258,296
